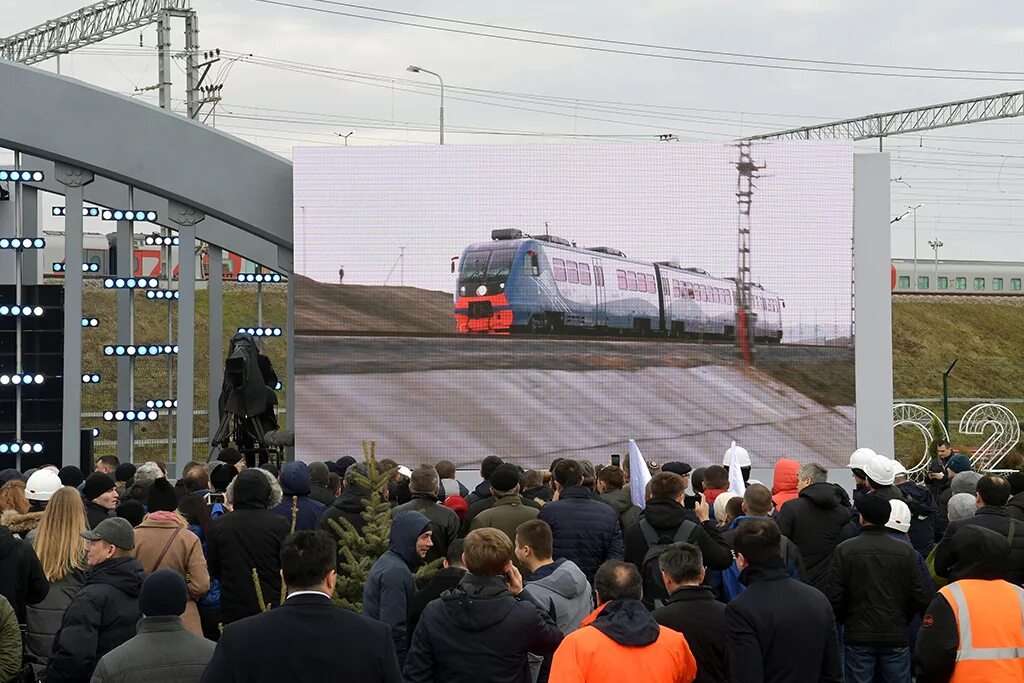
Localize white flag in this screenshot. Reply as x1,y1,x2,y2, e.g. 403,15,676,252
726,441,747,496
629,439,652,509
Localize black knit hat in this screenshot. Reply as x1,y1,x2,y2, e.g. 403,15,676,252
83,472,116,501
140,569,187,617
210,462,237,492
58,466,85,488
855,492,891,526
489,464,521,493
217,448,243,467
115,499,146,527
147,478,177,513
114,462,137,484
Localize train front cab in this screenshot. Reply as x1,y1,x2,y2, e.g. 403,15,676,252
452,237,527,333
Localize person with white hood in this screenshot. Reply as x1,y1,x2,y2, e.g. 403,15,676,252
863,454,906,503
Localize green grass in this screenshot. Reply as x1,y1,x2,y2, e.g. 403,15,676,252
892,299,1024,467
82,287,287,461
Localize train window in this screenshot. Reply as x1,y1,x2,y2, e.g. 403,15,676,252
918,276,929,290
567,261,579,284
955,277,967,290
1013,279,1022,291
552,258,566,282
938,276,949,290
993,278,1003,291
685,282,695,299
699,284,708,301
725,290,733,305
627,271,638,291
579,263,592,286
897,276,911,289
647,274,657,293
974,277,985,290
525,251,540,276
617,270,627,290
594,266,604,287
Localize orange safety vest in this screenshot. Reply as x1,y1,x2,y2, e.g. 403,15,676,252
938,579,1024,683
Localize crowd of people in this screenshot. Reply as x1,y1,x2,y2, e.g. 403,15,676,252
0,440,1022,682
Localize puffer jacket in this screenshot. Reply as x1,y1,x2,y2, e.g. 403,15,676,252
548,600,697,683
0,525,49,622
318,485,371,537
0,595,21,683
24,569,85,677
271,462,326,532
46,557,145,683
362,510,430,664
537,486,623,583
403,573,563,683
775,482,858,591
523,559,594,634
827,527,933,646
897,480,937,556
771,459,800,510
206,470,290,625
90,615,216,683
598,487,640,534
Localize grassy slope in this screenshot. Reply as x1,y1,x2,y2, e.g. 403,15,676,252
892,299,1024,466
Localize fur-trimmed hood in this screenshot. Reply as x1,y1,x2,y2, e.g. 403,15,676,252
0,509,44,535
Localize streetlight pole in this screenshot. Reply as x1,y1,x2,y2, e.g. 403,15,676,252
407,65,444,144
336,131,354,146
908,204,922,289
928,238,943,284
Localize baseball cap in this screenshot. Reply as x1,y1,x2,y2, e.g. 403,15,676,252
81,517,135,550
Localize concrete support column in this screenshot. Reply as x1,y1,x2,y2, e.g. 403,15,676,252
116,218,134,461
55,163,94,466
169,201,204,476
20,186,41,285
208,245,223,442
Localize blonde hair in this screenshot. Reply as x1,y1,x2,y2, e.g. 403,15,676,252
0,480,29,515
34,487,87,582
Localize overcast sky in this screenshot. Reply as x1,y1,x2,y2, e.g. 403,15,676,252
6,0,1024,263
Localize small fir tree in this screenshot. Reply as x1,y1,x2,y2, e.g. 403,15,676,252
331,441,397,612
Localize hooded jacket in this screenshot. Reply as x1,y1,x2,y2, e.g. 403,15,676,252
598,487,641,534
771,459,800,510
827,527,934,646
538,486,624,584
549,599,697,683
775,482,858,591
206,470,291,624
466,479,494,506
403,573,564,683
0,509,44,539
24,568,85,676
726,560,842,683
897,480,938,556
623,498,733,582
271,462,326,532
654,586,728,683
395,493,461,564
523,559,594,683
363,510,431,663
934,506,1024,584
46,557,145,683
0,524,49,622
318,485,371,537
406,566,467,649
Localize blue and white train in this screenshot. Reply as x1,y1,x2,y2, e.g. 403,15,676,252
453,229,784,342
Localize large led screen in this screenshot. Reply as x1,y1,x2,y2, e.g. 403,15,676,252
293,143,855,469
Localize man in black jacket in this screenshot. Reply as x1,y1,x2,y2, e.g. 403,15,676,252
934,474,1024,584
624,473,733,591
776,462,857,592
466,455,504,505
726,519,841,683
828,494,933,683
47,517,145,683
202,530,402,683
654,542,727,683
318,463,372,537
394,465,460,563
0,525,48,622
403,528,563,683
83,472,119,529
307,462,337,507
207,469,291,624
538,460,623,584
406,539,466,648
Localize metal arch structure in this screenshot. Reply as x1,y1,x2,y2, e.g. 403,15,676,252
0,0,191,65
892,402,948,479
0,59,294,473
748,90,1024,142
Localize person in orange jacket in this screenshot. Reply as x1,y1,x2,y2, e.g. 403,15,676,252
771,458,801,510
549,560,697,683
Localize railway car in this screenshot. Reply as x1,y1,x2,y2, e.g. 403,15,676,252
892,258,1024,295
454,229,784,342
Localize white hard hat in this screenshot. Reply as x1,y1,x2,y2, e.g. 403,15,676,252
886,499,912,534
723,442,751,468
847,447,876,470
892,461,908,478
25,469,62,502
864,454,896,486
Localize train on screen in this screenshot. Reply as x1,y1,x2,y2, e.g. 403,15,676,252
892,258,1024,295
41,230,255,280
453,229,785,341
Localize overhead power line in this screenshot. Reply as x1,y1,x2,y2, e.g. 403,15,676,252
254,0,1024,81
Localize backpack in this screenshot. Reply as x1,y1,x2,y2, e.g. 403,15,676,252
638,518,697,607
